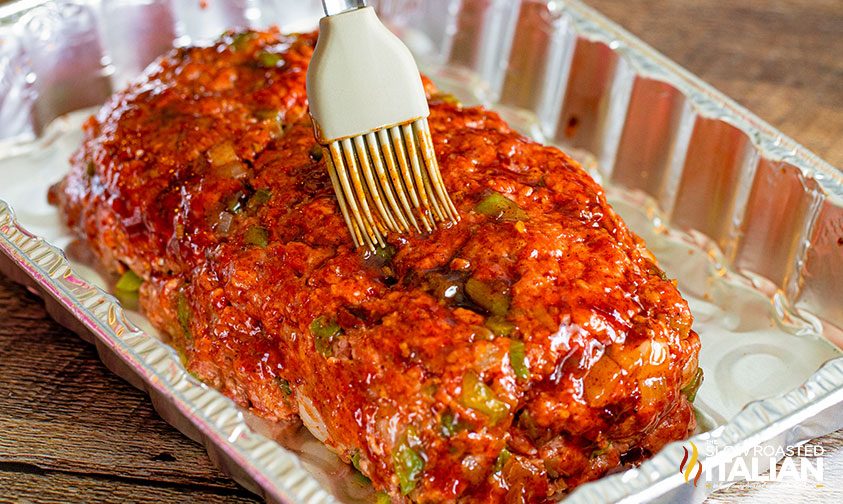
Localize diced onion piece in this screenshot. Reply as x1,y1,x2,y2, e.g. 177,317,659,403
115,270,143,292
213,161,249,179
639,375,669,413
465,277,510,316
474,191,528,221
460,371,508,423
297,394,329,443
217,211,234,234
393,441,424,495
583,355,623,406
255,109,284,137
208,141,239,167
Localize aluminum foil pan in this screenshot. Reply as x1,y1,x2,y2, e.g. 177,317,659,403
1,1,841,503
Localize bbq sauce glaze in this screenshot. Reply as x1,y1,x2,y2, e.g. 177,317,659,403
54,29,701,502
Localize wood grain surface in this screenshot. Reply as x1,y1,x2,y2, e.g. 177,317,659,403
0,0,841,503
586,0,843,168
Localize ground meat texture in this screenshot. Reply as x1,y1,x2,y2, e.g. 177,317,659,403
53,29,701,503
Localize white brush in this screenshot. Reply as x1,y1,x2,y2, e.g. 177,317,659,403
307,0,459,250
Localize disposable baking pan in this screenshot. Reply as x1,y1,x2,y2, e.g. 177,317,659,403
0,1,841,502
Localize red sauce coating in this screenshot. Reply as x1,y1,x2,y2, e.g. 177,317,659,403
53,30,700,502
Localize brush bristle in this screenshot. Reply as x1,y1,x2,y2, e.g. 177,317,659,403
324,118,459,250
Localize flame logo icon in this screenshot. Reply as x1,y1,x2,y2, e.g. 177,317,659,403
679,441,703,486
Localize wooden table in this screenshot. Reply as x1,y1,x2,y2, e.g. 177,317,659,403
1,0,841,502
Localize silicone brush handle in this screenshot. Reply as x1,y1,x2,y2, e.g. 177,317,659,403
322,0,367,16
306,6,430,143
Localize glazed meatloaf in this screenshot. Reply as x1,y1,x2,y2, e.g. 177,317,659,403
52,29,702,502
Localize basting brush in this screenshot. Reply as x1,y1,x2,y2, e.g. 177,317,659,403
307,0,459,250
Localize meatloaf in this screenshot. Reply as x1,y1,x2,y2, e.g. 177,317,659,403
52,28,702,502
